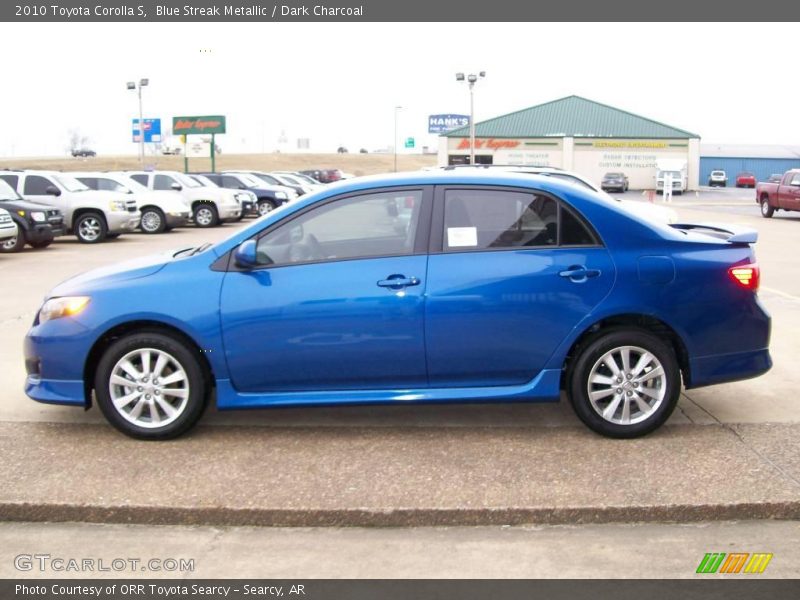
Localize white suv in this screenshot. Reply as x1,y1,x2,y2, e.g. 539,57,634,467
127,171,242,227
708,170,728,187
0,170,140,243
74,172,191,234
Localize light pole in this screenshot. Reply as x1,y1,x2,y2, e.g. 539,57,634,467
393,105,403,172
456,71,485,165
127,78,149,166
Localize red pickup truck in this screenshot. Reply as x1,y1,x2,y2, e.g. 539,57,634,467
756,169,800,218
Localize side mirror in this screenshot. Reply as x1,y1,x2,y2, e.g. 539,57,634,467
45,185,61,196
171,183,183,191
234,240,259,269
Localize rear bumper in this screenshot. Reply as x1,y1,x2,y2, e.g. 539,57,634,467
687,348,772,389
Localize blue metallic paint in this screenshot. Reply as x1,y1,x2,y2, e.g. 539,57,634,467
23,171,771,412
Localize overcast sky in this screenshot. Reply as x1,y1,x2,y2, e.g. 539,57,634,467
1,22,797,157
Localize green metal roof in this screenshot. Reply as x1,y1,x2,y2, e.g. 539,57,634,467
444,95,699,139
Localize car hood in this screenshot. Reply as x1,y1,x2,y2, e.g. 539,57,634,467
48,251,175,297
0,199,59,212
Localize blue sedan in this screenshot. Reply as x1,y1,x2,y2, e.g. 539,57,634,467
23,171,771,439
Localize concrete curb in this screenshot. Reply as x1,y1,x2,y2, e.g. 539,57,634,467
3,501,800,528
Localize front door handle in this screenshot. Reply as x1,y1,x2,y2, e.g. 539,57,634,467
377,275,420,289
559,265,601,282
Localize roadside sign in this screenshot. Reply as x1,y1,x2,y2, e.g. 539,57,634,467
132,118,161,143
428,114,469,134
173,115,226,136
404,137,415,148
186,141,211,158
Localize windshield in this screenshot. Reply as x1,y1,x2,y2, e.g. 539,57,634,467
658,170,681,178
114,175,148,193
192,175,218,187
0,179,21,201
288,172,318,185
252,173,281,186
239,173,264,187
173,172,202,188
53,174,90,192
604,173,623,179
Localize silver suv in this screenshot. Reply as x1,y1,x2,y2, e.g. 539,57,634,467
0,170,140,243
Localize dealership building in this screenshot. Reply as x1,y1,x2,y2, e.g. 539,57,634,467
438,95,701,190
700,144,800,185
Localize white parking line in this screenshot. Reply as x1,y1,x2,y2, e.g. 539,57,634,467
761,286,800,303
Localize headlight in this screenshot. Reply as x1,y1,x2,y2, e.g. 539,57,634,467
39,296,91,324
30,211,46,223
109,200,127,212
275,192,287,200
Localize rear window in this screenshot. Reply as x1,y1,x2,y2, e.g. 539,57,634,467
443,189,598,251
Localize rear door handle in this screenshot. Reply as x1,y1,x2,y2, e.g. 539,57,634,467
377,275,420,289
559,266,601,281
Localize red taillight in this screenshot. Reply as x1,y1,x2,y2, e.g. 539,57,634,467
728,263,760,291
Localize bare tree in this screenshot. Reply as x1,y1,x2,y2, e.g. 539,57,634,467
66,128,90,154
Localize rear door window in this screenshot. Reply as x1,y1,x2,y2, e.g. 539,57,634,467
442,188,597,251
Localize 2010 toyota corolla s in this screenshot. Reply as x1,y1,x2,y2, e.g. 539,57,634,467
23,171,772,440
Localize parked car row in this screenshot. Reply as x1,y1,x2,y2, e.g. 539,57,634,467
0,168,324,252
707,170,758,188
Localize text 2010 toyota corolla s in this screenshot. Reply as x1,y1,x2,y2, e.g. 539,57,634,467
24,171,771,439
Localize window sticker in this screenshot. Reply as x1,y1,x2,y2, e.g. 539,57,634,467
447,226,478,247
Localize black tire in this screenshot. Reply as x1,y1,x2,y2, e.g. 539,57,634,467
0,232,26,253
567,328,681,438
74,212,107,243
257,200,276,217
760,198,774,218
94,331,208,440
193,203,219,228
29,239,52,249
140,207,167,234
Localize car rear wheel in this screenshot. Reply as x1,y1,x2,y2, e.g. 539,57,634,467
760,199,774,218
140,207,166,234
0,233,25,253
94,332,208,440
74,212,107,243
568,329,681,438
193,204,219,228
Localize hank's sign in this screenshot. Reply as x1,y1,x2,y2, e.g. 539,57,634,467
429,114,469,134
172,115,226,136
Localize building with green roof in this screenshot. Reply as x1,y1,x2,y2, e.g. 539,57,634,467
439,95,701,190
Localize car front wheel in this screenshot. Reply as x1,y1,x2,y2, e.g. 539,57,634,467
140,207,166,234
0,233,25,253
568,329,681,438
94,332,208,439
193,204,219,228
74,212,107,243
760,199,774,218
257,200,276,216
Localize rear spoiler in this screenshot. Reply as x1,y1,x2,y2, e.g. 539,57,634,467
669,222,758,244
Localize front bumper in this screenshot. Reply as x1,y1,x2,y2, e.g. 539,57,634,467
218,205,242,221
24,319,93,407
107,211,142,233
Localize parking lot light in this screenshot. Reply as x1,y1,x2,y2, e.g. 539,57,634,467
456,71,486,165
127,78,149,167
